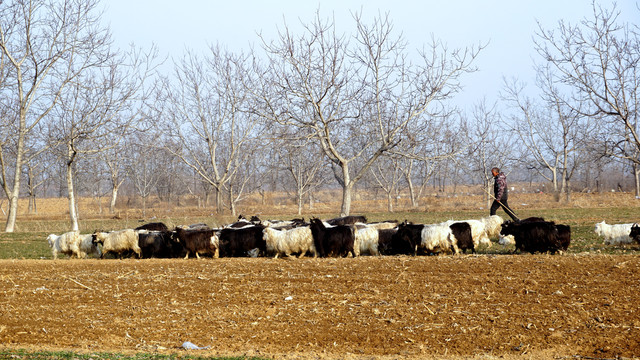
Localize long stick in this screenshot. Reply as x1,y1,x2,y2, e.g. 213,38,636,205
481,184,520,221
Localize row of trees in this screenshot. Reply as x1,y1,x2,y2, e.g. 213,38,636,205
0,1,638,232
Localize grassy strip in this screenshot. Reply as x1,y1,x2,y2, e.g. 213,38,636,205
1,207,639,259
0,348,267,360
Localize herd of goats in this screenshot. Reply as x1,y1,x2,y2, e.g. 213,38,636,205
45,215,640,260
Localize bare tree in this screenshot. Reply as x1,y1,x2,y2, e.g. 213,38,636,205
223,139,263,216
0,0,111,232
48,78,107,231
463,100,512,208
162,45,261,215
370,154,405,212
47,45,157,231
23,153,46,214
390,107,469,207
277,136,326,215
534,1,640,195
127,137,160,219
101,141,127,214
503,68,588,203
255,11,483,215
399,158,436,209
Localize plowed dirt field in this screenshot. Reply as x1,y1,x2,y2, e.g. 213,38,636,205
1,255,639,359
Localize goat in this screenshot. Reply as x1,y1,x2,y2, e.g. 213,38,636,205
93,229,141,259
135,222,169,232
173,227,218,259
443,219,491,249
388,221,422,255
354,226,380,256
47,232,100,259
376,228,404,255
594,221,635,245
629,224,640,244
262,226,316,258
555,224,572,252
226,219,253,229
387,221,457,255
326,215,367,226
219,225,267,257
366,220,399,230
449,222,474,254
480,215,504,239
500,220,564,254
185,223,210,230
309,218,355,257
497,217,546,247
138,231,182,258
421,223,459,255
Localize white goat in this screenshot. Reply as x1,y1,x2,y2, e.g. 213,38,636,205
594,221,635,245
47,232,100,259
93,229,141,258
365,221,398,230
498,234,515,246
354,226,380,256
263,226,316,258
480,215,504,240
421,223,459,254
211,232,220,258
261,220,295,228
47,231,81,259
78,234,101,258
443,219,491,249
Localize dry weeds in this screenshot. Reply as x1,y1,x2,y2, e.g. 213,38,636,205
6,190,639,222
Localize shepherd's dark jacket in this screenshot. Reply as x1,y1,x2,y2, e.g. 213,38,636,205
494,172,508,201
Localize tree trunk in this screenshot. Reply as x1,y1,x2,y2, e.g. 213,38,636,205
406,170,418,208
387,191,393,213
339,164,352,217
229,186,236,217
215,187,222,214
560,168,568,203
340,184,352,217
5,181,21,234
4,129,25,233
67,161,79,232
404,161,418,209
142,196,147,218
28,195,34,214
204,189,210,207
110,185,119,214
552,168,561,202
297,191,303,216
27,166,36,215
634,163,640,198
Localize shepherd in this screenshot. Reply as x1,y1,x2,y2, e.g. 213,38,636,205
490,167,518,221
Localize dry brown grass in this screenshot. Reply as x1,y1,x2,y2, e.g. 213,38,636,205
5,186,639,223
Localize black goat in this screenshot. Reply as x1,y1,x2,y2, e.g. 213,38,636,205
309,218,355,257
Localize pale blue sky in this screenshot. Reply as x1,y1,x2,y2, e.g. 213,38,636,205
103,1,638,111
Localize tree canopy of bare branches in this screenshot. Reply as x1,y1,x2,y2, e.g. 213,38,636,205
254,11,483,215
0,0,112,232
161,45,262,215
502,73,587,202
534,1,639,194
